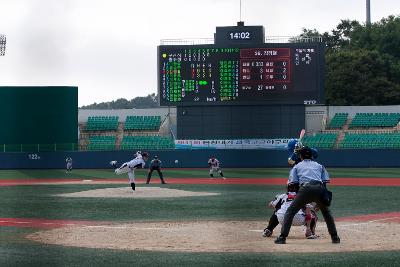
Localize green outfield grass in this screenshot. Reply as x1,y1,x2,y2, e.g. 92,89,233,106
2,167,400,179
0,168,400,266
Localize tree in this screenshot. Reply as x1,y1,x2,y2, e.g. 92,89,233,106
80,93,158,109
326,49,400,105
302,16,400,105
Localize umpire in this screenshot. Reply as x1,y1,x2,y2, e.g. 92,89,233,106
146,156,166,184
274,146,340,244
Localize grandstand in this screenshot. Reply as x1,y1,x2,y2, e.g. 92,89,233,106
79,108,174,151
305,106,400,149
75,105,400,152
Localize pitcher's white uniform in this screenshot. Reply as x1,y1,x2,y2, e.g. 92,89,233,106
272,192,307,226
115,156,146,183
208,158,221,173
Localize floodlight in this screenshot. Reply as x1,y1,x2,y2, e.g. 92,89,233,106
0,34,6,56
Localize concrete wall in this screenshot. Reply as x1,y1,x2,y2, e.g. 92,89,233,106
1,149,399,169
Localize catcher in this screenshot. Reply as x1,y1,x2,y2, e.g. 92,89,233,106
262,182,318,239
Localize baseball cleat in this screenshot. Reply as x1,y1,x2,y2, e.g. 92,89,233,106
274,236,286,244
262,228,273,237
331,236,340,244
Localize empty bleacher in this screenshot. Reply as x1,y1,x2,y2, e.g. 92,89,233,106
327,113,348,129
86,116,119,131
349,113,400,128
339,133,400,149
124,116,161,131
302,133,338,149
121,135,175,150
88,135,116,150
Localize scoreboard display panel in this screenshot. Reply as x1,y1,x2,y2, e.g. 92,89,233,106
158,43,324,106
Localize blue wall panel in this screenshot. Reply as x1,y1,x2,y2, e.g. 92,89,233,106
0,149,399,169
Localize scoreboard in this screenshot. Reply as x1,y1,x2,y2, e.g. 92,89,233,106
158,43,325,106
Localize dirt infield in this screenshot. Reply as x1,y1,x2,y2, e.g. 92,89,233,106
27,219,400,253
56,187,220,198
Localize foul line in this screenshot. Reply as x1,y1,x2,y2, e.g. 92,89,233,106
337,216,400,227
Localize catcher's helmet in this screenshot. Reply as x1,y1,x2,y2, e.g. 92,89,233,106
287,182,300,193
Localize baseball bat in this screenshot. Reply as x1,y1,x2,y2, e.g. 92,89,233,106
299,129,305,142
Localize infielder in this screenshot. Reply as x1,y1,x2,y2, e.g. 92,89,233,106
208,156,226,179
263,183,318,239
65,157,73,174
110,152,149,192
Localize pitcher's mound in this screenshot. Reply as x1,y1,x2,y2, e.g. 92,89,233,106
56,187,220,198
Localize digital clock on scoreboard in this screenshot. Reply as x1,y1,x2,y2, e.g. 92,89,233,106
158,43,325,106
228,31,252,40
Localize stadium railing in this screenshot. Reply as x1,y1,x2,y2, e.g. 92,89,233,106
0,143,78,152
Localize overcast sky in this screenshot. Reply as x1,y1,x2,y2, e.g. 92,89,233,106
0,0,399,106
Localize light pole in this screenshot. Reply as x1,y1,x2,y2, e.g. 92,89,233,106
366,0,371,25
0,34,6,56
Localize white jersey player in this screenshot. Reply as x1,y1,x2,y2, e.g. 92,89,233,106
110,152,149,192
269,189,318,238
208,156,226,179
65,157,73,174
272,192,307,226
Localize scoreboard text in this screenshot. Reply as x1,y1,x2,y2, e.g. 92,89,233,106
158,43,324,106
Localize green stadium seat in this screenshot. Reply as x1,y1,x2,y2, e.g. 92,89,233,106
124,116,162,131
121,135,174,150
349,113,400,129
302,133,338,149
339,133,400,149
327,113,348,129
88,135,116,150
86,116,119,131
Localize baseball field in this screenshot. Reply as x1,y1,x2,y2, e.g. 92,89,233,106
1,167,400,266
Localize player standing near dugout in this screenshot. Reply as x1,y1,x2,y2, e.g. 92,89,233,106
208,156,226,179
146,156,166,184
65,157,73,174
110,152,149,192
274,147,340,244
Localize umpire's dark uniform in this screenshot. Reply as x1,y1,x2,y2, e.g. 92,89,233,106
275,147,340,244
146,156,166,184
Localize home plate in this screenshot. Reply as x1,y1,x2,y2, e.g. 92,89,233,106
56,187,220,198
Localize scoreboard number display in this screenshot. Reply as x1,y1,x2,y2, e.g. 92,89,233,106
228,31,251,40
158,43,324,106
